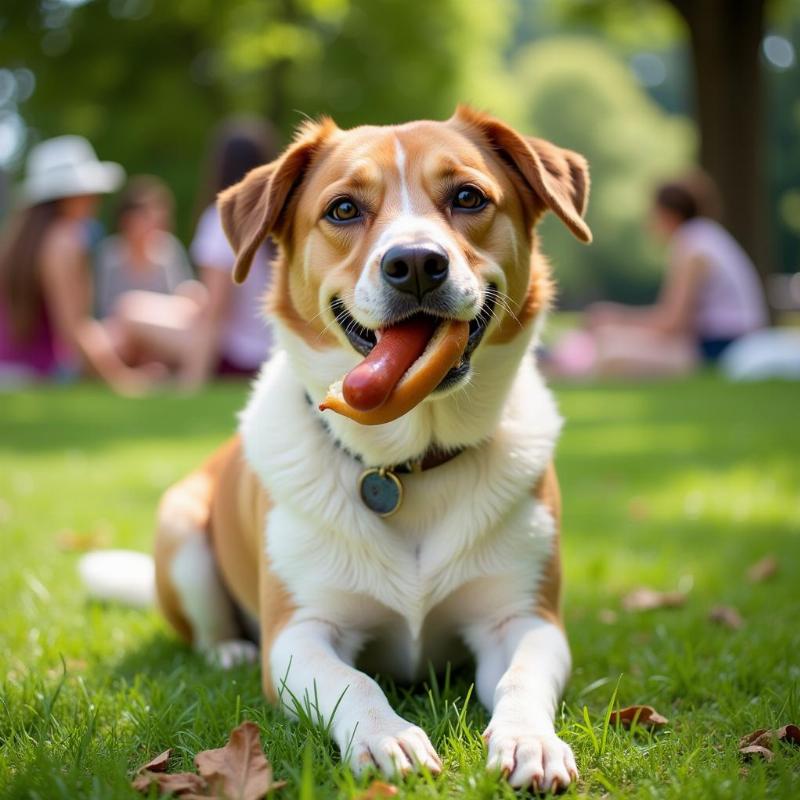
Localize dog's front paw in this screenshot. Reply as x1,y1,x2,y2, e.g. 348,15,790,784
344,719,442,778
204,639,259,669
484,725,577,792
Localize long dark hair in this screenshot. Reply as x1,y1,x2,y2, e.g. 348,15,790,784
194,118,279,220
0,200,60,341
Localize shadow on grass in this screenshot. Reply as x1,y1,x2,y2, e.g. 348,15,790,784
0,382,247,454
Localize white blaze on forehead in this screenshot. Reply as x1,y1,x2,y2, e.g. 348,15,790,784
394,137,412,214
351,134,481,322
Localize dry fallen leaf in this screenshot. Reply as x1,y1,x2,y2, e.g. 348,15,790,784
140,749,172,773
746,555,779,583
132,770,207,795
738,724,800,761
622,587,686,612
132,722,285,799
610,705,669,729
708,605,744,630
779,724,800,744
355,781,399,799
195,721,285,800
739,744,774,762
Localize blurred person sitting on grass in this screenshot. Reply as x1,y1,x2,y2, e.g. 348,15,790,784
553,172,768,378
95,176,194,318
0,136,165,395
95,176,212,383
111,119,278,389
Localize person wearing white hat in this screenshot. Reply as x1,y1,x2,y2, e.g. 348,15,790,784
0,135,164,394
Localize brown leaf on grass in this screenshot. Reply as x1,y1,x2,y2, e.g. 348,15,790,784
746,555,779,583
609,705,669,728
195,721,285,800
140,749,172,773
738,724,800,761
778,724,800,744
131,723,286,798
739,745,775,762
55,528,110,552
355,781,399,799
739,728,769,748
622,587,686,612
708,605,744,630
132,770,207,795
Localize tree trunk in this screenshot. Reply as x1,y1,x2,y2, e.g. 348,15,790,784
668,0,768,278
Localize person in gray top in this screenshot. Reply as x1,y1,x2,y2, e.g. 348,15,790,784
95,176,193,318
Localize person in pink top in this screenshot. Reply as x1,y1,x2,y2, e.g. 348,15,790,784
188,119,278,380
0,136,165,394
553,172,768,378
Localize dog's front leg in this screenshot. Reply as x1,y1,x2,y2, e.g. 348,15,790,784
473,616,577,791
270,619,442,777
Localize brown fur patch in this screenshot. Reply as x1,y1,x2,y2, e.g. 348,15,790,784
154,436,298,704
205,437,298,704
532,462,563,629
153,439,244,642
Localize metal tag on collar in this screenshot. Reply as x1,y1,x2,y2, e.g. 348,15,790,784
358,467,403,517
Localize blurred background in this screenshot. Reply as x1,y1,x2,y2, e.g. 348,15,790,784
1,0,798,310
2,6,799,797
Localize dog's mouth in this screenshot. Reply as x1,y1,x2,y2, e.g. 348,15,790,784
330,285,497,392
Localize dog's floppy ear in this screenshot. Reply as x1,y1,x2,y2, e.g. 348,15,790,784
219,117,338,284
454,106,591,243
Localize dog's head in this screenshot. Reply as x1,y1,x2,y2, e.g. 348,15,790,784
220,107,590,459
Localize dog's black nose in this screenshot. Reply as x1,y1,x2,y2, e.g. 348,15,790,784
380,242,449,300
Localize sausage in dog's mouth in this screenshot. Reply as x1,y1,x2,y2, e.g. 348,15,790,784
329,284,497,394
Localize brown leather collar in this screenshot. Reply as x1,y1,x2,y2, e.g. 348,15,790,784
394,444,464,473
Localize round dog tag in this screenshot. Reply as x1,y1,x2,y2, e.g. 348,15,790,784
358,468,403,517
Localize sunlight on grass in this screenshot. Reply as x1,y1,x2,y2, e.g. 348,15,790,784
1,377,798,798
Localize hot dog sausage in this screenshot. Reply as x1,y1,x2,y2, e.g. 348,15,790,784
320,319,469,425
342,316,439,411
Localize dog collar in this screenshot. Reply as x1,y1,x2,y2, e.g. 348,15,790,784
308,394,463,516
357,444,463,517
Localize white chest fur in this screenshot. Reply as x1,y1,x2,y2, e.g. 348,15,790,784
239,347,562,676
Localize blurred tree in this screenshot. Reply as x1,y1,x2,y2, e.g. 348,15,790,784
512,37,693,306
668,0,767,276
766,13,800,277
552,0,775,280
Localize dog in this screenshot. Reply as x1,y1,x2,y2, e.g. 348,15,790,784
151,107,591,791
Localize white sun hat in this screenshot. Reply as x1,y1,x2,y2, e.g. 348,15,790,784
20,135,125,206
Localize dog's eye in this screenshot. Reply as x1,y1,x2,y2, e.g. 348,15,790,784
325,198,361,223
452,186,488,212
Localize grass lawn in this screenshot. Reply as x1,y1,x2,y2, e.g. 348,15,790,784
1,375,798,799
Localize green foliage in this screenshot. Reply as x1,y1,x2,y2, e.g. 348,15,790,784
0,0,517,241
512,36,694,305
0,376,799,797
544,0,684,50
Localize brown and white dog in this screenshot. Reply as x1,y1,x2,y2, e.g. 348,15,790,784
150,107,591,790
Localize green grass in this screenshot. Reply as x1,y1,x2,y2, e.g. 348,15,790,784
1,376,799,799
